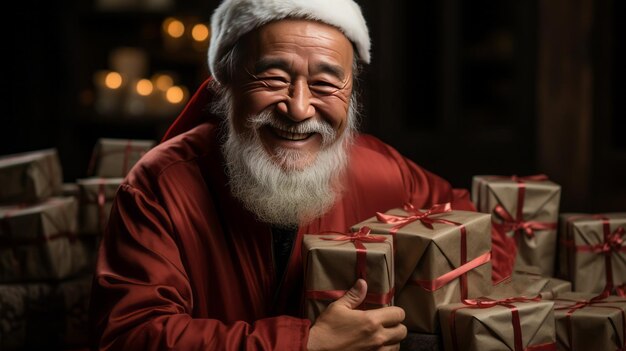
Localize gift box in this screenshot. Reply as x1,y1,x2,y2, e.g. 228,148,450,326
55,274,92,348
0,149,62,205
439,298,556,351
553,292,626,351
0,197,92,282
353,203,492,333
77,177,123,235
0,282,56,350
88,138,155,178
472,175,560,278
491,267,572,300
558,213,626,293
302,227,394,322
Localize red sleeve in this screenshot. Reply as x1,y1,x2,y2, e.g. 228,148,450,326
90,184,310,351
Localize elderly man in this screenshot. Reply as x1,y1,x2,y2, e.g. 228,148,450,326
89,0,474,350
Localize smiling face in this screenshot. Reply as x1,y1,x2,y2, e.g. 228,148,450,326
229,19,355,170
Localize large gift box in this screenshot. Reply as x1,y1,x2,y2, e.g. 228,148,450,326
558,213,626,293
353,203,492,333
0,283,56,350
302,227,394,322
77,177,123,235
553,292,626,351
88,138,155,178
472,175,561,277
0,197,91,282
438,298,556,351
0,149,62,204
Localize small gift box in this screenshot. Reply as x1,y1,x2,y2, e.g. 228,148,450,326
353,203,492,333
553,292,626,351
88,138,155,178
0,149,62,205
0,197,91,282
472,175,561,278
0,283,55,350
302,227,394,322
439,297,556,351
558,213,626,293
77,177,123,235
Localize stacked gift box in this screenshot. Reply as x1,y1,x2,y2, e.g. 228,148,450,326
0,139,154,350
78,138,155,237
0,149,97,349
303,173,625,351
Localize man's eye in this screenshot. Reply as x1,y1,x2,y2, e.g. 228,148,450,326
262,76,289,84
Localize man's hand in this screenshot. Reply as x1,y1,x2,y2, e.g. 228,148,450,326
307,279,407,351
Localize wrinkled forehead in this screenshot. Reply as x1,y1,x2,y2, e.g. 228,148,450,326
239,19,355,71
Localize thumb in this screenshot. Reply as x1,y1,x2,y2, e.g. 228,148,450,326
335,279,367,309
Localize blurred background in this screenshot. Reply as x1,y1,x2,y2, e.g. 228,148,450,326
0,0,624,350
1,0,624,211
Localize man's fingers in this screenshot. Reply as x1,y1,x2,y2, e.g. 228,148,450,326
333,279,368,309
366,306,406,327
381,323,408,345
374,344,401,351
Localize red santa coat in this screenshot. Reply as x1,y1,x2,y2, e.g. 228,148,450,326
89,79,475,350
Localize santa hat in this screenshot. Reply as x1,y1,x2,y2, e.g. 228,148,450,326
208,0,371,84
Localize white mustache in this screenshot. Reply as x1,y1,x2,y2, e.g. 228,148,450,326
247,110,337,146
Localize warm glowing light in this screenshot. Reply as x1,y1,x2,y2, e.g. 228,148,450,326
104,72,123,89
136,79,153,96
153,74,174,91
165,86,184,104
191,24,210,42
163,17,185,38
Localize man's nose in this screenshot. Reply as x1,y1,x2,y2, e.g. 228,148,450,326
276,79,315,121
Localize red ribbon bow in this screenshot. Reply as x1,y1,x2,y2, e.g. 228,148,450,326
451,295,555,351
493,205,558,238
593,227,625,253
554,291,626,351
376,202,454,232
320,226,387,280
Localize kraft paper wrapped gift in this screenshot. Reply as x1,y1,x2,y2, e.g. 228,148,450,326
0,197,91,282
353,204,492,333
0,283,55,350
472,175,561,277
558,213,626,294
77,177,123,235
553,292,626,351
439,298,556,351
491,270,571,300
0,149,62,205
302,228,394,322
88,138,155,178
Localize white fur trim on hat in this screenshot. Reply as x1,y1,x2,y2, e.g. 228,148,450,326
208,0,370,84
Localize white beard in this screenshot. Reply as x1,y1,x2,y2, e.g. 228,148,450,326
220,97,356,228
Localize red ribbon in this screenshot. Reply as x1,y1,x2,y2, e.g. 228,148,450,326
450,295,555,351
307,227,393,309
493,204,557,239
375,202,455,233
320,226,387,280
563,216,626,294
305,287,395,306
554,291,626,351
